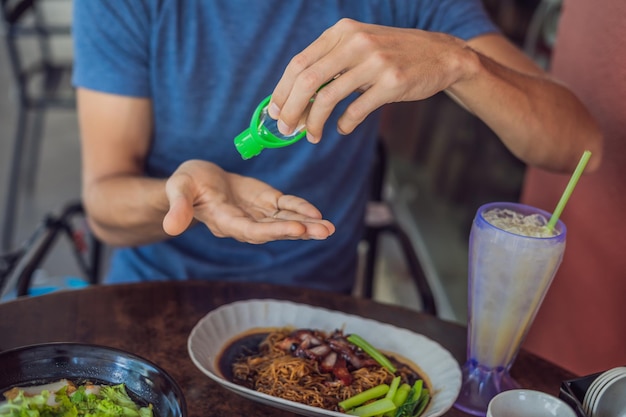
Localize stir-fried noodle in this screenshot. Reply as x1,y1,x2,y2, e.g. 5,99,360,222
231,328,419,411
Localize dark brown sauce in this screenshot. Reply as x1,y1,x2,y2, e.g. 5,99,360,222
218,331,268,382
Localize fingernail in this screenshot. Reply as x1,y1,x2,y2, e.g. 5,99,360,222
294,123,306,134
306,132,318,143
268,102,281,119
277,119,292,135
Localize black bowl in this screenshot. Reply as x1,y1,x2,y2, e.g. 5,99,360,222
0,342,187,417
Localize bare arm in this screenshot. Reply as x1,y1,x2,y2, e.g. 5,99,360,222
455,34,602,172
77,88,169,246
77,89,334,247
269,19,603,173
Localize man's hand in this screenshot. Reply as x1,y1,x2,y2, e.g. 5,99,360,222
268,18,469,143
162,160,335,244
267,18,603,173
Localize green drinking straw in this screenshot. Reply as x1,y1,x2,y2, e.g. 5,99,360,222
546,150,592,231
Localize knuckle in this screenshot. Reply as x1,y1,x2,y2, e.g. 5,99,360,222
288,53,310,74
344,101,365,122
369,49,391,66
313,84,338,105
336,119,355,135
381,67,409,90
298,69,325,92
351,30,377,51
337,103,366,135
335,17,359,31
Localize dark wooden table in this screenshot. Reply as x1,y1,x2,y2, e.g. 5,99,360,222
0,281,575,417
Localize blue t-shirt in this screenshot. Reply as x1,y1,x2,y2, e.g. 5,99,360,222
72,0,497,292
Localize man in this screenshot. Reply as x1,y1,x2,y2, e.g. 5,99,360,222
73,1,602,293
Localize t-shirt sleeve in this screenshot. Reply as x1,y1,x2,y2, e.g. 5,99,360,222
414,0,500,40
72,0,151,97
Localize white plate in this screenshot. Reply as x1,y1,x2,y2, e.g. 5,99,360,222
187,299,461,417
592,373,626,417
583,367,626,416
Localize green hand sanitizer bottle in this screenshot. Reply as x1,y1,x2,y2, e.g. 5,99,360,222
234,77,337,160
234,95,306,160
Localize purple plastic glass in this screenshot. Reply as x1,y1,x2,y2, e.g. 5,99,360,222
454,202,567,416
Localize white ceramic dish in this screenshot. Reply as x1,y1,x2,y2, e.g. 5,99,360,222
187,299,461,417
487,389,576,417
590,372,626,417
583,367,626,416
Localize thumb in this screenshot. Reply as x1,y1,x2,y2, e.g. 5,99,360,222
163,177,195,236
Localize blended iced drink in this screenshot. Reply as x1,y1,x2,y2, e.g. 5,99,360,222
469,203,566,368
455,202,566,416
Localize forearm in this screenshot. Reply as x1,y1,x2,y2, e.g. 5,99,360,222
268,21,603,172
82,175,172,247
446,44,603,173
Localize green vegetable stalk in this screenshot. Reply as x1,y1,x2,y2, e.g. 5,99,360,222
394,380,429,417
338,384,389,411
346,334,397,373
346,398,396,417
337,334,431,417
384,377,401,401
385,383,410,417
412,389,430,417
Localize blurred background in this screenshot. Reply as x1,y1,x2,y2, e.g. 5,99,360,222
0,0,561,322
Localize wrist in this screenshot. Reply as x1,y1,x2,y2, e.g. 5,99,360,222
445,42,482,94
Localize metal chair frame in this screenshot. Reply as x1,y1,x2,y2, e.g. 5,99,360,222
1,0,75,252
0,201,102,299
361,138,438,316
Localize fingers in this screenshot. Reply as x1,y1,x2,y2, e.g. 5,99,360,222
206,205,335,244
275,194,323,219
214,194,335,244
272,66,343,140
163,164,336,244
163,175,195,236
269,22,351,138
269,194,336,237
294,64,388,142
307,68,382,140
269,210,336,238
200,193,335,244
230,216,335,244
269,18,398,142
269,22,341,117
333,82,390,136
